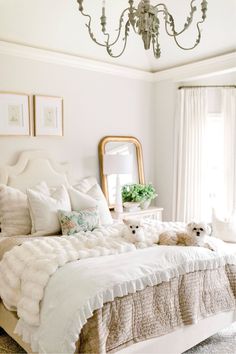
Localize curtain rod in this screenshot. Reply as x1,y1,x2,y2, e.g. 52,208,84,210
178,85,236,90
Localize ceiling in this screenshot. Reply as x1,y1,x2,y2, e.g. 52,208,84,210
0,0,235,73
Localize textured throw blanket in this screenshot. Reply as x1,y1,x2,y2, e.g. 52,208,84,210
0,235,45,261
0,221,171,325
0,225,136,325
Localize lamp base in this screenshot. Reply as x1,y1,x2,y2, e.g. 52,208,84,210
115,174,123,214
114,204,123,214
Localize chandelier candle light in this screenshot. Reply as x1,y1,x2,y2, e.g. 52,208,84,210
77,0,208,58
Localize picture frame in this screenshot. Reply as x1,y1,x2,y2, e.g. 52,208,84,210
0,92,30,136
34,95,63,136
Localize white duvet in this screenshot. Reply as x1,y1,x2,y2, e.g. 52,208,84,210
1,222,236,354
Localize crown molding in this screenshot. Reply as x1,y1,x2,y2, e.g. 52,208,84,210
0,40,235,83
0,40,154,82
153,52,236,82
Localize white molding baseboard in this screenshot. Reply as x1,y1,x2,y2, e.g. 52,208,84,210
0,40,235,82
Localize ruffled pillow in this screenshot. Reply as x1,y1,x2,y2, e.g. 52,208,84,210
58,208,99,235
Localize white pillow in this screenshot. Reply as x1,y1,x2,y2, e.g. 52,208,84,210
0,182,50,237
87,184,113,225
212,209,236,243
74,176,98,194
27,185,71,236
71,183,113,225
68,187,97,210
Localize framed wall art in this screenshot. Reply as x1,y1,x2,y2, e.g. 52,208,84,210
0,92,30,136
34,95,63,136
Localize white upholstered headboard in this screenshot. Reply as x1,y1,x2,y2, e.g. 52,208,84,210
0,150,98,194
0,150,73,193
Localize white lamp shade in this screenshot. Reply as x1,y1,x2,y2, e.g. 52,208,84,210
103,154,132,175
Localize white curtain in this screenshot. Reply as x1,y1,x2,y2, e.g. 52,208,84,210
222,88,236,215
172,88,208,222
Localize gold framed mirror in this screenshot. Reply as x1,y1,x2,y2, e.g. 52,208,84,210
98,136,145,208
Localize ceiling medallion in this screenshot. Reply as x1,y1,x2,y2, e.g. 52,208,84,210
77,0,208,58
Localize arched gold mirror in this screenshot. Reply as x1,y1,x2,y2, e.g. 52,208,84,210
98,136,145,208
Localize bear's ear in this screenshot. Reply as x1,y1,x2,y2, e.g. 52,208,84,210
123,219,129,225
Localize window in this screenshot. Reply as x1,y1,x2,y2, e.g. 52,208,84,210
205,112,224,220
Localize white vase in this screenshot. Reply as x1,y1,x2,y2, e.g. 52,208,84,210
140,199,151,210
123,202,140,212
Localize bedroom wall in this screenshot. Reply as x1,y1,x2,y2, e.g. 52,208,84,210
153,72,236,220
0,53,154,184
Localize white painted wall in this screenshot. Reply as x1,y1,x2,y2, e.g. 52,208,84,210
0,49,235,220
0,53,154,185
154,72,236,220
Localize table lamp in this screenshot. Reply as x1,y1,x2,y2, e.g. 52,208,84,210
103,154,132,213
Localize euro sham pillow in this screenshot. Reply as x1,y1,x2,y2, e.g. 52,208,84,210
27,184,71,236
212,209,236,243
0,182,50,237
0,184,31,236
69,183,113,225
58,207,99,235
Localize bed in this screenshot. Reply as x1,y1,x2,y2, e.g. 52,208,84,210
0,150,236,354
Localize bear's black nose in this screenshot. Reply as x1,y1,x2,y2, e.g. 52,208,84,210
196,231,200,236
132,230,136,234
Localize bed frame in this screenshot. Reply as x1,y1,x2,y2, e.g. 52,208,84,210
0,150,235,354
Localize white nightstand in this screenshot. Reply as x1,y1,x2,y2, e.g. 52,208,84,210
111,207,163,221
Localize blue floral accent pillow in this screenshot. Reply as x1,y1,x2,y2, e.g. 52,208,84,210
58,207,99,235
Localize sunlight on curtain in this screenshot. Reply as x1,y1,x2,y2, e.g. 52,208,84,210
172,88,208,222
222,88,236,216
173,87,236,222
205,111,224,219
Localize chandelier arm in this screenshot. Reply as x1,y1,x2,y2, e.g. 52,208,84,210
156,0,197,37
172,19,203,50
106,8,130,47
106,21,130,58
80,6,130,48
79,11,108,47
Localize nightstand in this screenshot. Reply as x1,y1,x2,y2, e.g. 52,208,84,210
111,207,163,221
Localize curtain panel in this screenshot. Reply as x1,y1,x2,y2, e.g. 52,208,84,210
172,88,208,222
173,87,236,222
222,88,236,216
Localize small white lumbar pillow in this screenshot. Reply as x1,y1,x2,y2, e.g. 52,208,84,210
212,209,236,243
0,181,52,237
70,183,113,225
27,184,71,236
